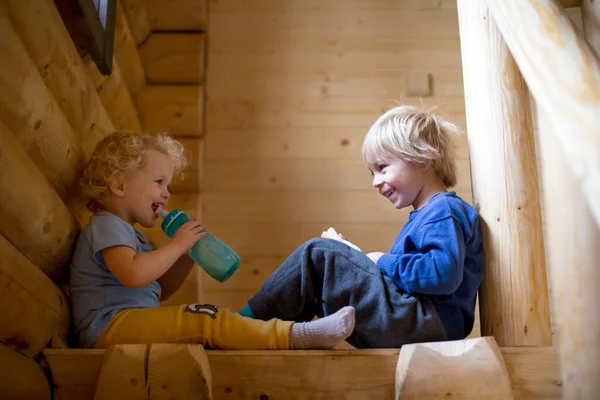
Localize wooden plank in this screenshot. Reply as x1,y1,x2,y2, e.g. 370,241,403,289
0,120,79,283
0,9,84,199
5,0,114,157
205,97,464,129
210,0,577,11
203,190,411,224
487,0,600,231
538,112,600,397
458,0,551,346
140,33,205,84
200,222,410,257
148,344,212,400
170,137,201,193
43,346,562,400
208,46,462,73
202,256,286,291
209,10,459,41
136,85,204,137
210,0,459,12
0,234,70,357
121,0,151,45
204,125,469,160
145,0,208,31
94,345,148,400
396,338,513,399
85,57,142,132
0,344,50,400
202,158,471,192
114,0,146,96
207,68,464,100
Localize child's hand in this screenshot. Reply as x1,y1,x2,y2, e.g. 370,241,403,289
367,252,385,264
172,221,207,254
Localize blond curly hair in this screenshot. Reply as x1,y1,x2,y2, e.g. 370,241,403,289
81,132,188,210
362,105,459,188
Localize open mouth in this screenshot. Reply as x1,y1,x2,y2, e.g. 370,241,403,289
383,189,395,198
151,203,162,214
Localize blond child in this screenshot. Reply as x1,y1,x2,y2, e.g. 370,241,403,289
69,132,355,349
239,105,484,348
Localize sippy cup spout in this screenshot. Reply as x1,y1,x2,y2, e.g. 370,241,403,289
157,208,170,219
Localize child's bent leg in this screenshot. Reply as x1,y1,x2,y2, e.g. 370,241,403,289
92,303,355,350
93,304,291,349
247,238,447,349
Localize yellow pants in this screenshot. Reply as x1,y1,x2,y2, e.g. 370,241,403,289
93,304,292,350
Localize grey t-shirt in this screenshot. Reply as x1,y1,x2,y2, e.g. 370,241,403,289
69,210,161,348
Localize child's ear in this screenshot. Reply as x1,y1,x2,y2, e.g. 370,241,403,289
108,176,126,197
421,159,433,172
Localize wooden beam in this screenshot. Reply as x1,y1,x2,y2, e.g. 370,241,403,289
582,0,600,53
0,344,50,400
120,0,151,46
538,3,600,398
136,85,204,137
43,346,562,400
0,120,79,283
0,9,84,199
148,344,212,400
396,337,513,399
537,109,600,400
560,0,581,6
458,0,552,346
114,0,146,96
94,345,148,400
145,0,208,31
5,0,114,157
486,0,600,230
85,57,143,132
139,33,205,84
0,234,70,357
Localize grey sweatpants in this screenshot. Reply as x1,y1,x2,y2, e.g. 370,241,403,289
248,238,447,348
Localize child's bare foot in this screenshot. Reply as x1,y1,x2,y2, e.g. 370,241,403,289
289,306,356,349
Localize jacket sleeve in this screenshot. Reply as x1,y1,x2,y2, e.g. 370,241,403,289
376,217,466,295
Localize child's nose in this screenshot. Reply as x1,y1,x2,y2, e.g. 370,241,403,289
372,175,382,188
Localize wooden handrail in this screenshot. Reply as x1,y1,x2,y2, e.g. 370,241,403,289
487,0,600,228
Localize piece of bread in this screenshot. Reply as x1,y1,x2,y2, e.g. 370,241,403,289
320,227,362,252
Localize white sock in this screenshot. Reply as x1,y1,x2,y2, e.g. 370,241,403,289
289,306,356,349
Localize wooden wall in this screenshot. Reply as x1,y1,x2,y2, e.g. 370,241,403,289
0,1,205,394
201,0,475,331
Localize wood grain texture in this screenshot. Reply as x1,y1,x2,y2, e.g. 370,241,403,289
536,3,600,394
0,9,83,199
114,0,146,96
0,234,70,357
487,0,600,229
85,57,142,132
0,344,50,400
457,0,552,346
145,0,208,31
94,345,148,400
121,0,151,45
5,0,113,157
43,346,562,400
140,33,205,84
148,344,212,400
0,120,79,283
136,85,204,136
396,337,512,399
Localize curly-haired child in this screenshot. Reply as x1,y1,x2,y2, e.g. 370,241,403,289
239,105,485,348
69,132,355,350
